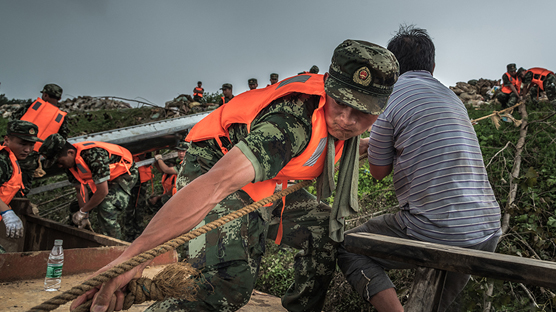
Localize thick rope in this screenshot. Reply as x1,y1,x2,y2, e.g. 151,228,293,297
28,179,313,312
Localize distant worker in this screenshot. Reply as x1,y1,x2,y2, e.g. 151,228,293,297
39,133,139,240
248,78,258,90
218,83,234,106
11,83,69,194
298,65,320,75
0,121,43,253
521,67,556,106
268,72,279,86
193,81,204,103
497,63,524,108
149,141,188,208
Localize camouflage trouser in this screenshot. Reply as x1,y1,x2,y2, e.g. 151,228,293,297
145,187,337,312
124,180,152,242
95,170,138,240
528,74,556,103
496,91,518,108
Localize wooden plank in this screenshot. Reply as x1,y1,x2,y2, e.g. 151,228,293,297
405,268,445,312
0,246,177,282
344,233,556,289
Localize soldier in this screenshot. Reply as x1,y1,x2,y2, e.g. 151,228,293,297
39,134,138,240
11,83,69,195
496,63,525,108
521,67,556,106
148,141,188,209
71,39,399,312
193,81,204,103
0,121,42,253
269,72,279,86
248,78,258,90
217,83,234,106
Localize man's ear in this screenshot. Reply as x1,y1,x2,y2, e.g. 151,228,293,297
68,149,76,158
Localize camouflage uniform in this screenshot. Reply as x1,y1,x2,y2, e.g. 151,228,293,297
145,40,399,312
147,94,337,312
10,84,69,195
0,149,15,254
65,148,138,240
125,154,154,242
522,70,556,103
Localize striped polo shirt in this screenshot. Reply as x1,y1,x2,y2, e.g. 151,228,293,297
368,70,501,247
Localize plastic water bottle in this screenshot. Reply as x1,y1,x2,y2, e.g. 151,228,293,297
44,239,64,291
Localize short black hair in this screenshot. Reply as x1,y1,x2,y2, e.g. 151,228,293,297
59,142,77,158
387,24,435,75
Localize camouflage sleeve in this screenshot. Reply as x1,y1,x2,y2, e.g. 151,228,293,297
522,71,533,85
235,94,316,182
81,148,111,184
502,73,512,86
0,151,14,186
58,118,70,139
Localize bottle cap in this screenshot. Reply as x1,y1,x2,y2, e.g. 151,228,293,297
54,239,63,245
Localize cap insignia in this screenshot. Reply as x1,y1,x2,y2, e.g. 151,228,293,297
29,129,36,135
354,67,371,86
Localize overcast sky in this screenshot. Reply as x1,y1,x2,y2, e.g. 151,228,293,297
1,1,555,106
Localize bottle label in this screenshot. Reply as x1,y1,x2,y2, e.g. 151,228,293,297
46,264,63,278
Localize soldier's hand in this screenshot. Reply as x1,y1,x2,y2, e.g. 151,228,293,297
72,210,90,229
154,154,163,161
1,210,24,238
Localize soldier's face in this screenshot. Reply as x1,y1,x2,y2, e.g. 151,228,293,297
324,95,378,141
249,83,257,90
270,78,278,85
3,136,35,160
223,88,233,97
177,150,186,160
56,150,76,169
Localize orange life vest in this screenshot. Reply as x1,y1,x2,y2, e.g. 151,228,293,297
161,173,177,195
501,72,522,94
20,98,67,152
527,67,554,91
69,142,133,198
186,74,344,242
194,87,204,98
134,156,154,184
0,146,24,206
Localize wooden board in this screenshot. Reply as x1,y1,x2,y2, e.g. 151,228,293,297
344,233,556,289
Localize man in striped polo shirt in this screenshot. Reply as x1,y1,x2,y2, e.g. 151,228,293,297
338,25,502,312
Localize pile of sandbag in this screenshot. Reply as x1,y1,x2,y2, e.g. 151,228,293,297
163,94,218,117
0,103,25,119
450,79,500,108
59,96,132,111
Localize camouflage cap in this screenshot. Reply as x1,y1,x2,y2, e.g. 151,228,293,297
220,83,233,90
175,141,189,151
40,84,63,98
248,78,258,85
39,133,67,168
6,120,43,143
325,39,399,115
507,63,517,72
309,65,320,74
270,73,279,79
197,81,202,84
